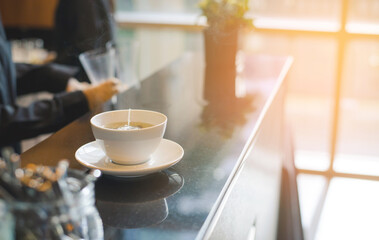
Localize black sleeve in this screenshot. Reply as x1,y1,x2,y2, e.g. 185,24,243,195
54,0,115,63
0,90,89,145
16,63,79,96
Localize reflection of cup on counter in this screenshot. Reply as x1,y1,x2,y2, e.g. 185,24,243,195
95,170,183,229
98,198,168,229
90,109,167,165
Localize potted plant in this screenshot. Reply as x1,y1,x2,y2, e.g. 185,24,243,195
199,0,252,102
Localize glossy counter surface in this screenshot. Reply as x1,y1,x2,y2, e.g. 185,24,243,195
21,52,292,239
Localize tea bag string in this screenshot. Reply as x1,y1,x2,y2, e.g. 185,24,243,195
123,108,138,130
128,108,131,126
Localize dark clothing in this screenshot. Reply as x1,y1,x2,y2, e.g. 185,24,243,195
0,18,89,149
54,0,115,67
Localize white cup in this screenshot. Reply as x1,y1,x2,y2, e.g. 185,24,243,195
90,109,167,165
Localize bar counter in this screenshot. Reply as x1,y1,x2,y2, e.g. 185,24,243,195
20,52,292,240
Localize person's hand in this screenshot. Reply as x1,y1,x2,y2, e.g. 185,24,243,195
66,78,91,92
83,78,120,110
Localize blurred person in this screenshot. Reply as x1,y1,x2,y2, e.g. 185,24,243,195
0,16,119,154
54,0,115,78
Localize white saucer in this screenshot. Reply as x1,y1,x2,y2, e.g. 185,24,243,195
75,139,184,177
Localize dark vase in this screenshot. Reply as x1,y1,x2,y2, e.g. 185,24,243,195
203,27,239,103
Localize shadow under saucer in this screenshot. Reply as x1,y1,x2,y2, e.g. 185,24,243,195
95,169,184,229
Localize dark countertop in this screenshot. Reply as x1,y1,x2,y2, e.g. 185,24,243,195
20,51,292,239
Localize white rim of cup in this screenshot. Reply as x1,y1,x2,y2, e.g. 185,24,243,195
90,109,167,132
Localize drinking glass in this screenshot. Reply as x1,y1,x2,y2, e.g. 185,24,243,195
79,47,116,84
0,200,13,240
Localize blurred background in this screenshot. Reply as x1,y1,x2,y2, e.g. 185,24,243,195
0,0,378,239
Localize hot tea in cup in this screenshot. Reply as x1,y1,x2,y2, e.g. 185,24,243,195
90,109,167,165
104,121,153,130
